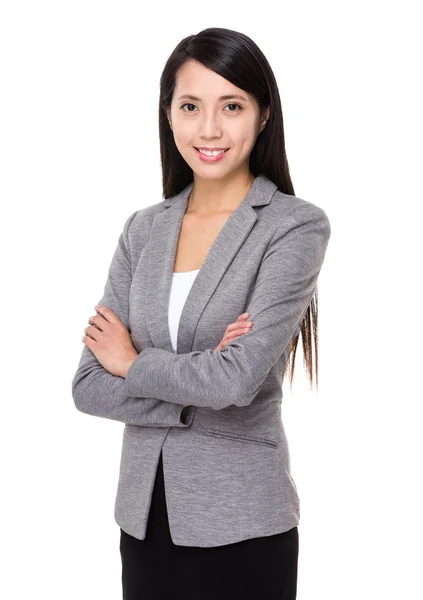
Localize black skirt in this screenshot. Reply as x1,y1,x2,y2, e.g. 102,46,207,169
120,449,299,600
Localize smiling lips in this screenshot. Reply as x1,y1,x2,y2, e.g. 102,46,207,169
194,147,229,162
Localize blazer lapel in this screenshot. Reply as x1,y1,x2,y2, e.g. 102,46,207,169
145,174,278,354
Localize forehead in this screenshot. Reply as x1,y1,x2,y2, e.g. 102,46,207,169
174,59,251,102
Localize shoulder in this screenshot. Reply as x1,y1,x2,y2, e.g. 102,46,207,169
270,189,331,238
120,200,166,257
272,188,330,223
127,201,165,229
123,198,167,233
260,190,331,268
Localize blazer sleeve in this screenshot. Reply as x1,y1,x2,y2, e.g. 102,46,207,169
123,204,331,411
71,210,196,428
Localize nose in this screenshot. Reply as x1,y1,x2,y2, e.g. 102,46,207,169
198,111,223,139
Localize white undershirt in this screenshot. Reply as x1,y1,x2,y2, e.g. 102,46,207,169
168,269,200,352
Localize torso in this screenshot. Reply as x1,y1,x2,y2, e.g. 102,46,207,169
173,211,234,273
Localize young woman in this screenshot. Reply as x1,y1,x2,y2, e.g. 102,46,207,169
72,27,331,599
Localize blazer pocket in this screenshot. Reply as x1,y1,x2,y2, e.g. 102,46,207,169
204,428,277,449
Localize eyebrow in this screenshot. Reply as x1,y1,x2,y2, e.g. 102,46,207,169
177,94,248,102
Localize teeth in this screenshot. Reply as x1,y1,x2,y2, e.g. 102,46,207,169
197,148,227,157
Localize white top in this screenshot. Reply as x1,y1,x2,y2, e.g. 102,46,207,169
168,269,200,352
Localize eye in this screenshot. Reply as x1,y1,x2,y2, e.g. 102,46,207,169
179,103,243,113
224,103,242,112
180,103,198,112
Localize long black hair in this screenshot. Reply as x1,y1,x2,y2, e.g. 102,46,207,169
158,27,320,391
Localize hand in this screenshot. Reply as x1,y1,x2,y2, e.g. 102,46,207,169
214,311,254,352
183,313,254,407
82,305,139,378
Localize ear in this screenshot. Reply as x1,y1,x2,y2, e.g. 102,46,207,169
260,106,270,132
166,108,172,130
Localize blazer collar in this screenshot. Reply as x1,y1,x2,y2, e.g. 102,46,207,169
146,174,278,354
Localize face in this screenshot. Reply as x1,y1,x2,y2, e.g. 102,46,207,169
167,59,269,181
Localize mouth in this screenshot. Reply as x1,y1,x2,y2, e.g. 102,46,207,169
194,147,230,153
193,147,230,162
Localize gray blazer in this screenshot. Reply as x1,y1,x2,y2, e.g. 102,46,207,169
71,174,331,547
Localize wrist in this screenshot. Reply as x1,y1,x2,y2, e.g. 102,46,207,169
121,353,139,379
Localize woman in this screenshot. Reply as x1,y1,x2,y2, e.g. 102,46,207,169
72,27,331,599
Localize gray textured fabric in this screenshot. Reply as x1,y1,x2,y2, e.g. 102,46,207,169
72,174,331,547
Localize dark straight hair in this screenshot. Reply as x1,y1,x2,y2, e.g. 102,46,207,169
158,27,320,392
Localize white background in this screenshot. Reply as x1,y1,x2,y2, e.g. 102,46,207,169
1,1,421,598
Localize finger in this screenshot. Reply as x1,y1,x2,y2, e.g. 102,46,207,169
223,313,249,334
85,324,101,341
228,327,251,342
225,322,253,337
88,314,105,332
95,305,117,323
82,334,95,348
236,312,250,322
225,319,252,334
220,327,252,347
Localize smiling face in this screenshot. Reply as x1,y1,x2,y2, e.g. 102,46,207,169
167,59,269,181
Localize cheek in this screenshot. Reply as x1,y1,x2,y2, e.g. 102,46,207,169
173,132,192,156
173,124,197,149
237,135,258,154
230,122,259,151
172,134,196,167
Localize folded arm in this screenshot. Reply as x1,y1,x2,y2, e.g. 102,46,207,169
123,205,331,410
71,209,195,427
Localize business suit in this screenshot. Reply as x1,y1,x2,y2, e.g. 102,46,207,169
72,174,331,550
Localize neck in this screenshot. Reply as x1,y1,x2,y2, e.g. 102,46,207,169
186,171,255,215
